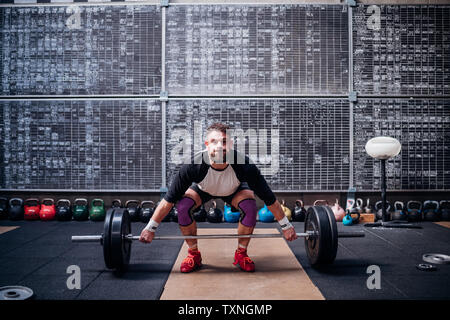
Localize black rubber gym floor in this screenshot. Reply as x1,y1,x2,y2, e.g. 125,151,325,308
0,219,449,300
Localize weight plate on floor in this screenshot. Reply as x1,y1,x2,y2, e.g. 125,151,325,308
304,205,338,266
103,208,115,269
422,253,450,265
416,264,437,271
110,208,132,271
0,286,34,300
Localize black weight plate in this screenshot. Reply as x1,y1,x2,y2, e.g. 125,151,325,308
103,208,115,269
322,205,338,264
110,208,132,271
304,205,338,267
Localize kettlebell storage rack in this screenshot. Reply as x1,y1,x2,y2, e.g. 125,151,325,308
0,0,449,193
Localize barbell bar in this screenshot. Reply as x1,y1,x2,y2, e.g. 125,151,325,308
72,230,365,243
71,205,365,272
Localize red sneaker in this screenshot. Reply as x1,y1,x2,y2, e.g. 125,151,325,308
180,248,202,273
233,248,255,272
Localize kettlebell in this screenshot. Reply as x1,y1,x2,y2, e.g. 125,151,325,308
314,200,329,207
343,211,353,226
111,199,122,208
440,200,450,221
375,201,391,221
355,198,364,214
8,198,24,221
423,200,440,222
207,201,223,223
139,201,155,223
280,200,292,221
56,199,72,221
73,198,89,221
258,204,274,222
0,197,8,220
89,199,106,221
125,200,140,222
346,199,355,212
346,199,361,224
344,209,360,226
392,201,407,221
364,198,373,214
331,198,346,222
24,198,40,221
406,200,422,222
292,200,306,222
40,198,56,221
193,205,207,222
223,202,240,223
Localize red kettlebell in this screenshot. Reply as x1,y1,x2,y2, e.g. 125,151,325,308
40,198,56,221
24,198,40,220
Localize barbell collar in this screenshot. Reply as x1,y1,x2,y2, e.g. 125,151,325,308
71,235,103,242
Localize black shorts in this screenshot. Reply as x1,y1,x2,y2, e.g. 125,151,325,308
189,182,251,210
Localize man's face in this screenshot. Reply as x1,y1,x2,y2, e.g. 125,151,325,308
205,130,233,164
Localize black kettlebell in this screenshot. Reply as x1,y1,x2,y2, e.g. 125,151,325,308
423,200,440,222
111,199,122,208
349,207,361,224
139,201,155,223
193,205,207,222
392,201,407,221
125,200,140,222
440,200,450,221
56,199,72,221
0,197,8,220
8,198,24,220
375,201,391,221
407,200,422,222
207,201,223,223
292,200,306,222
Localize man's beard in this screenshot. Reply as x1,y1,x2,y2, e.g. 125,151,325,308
210,150,228,164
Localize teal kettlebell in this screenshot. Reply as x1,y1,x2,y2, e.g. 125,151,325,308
258,205,274,222
343,211,353,226
223,203,240,223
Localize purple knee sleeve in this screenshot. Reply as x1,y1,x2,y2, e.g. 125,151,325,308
176,197,196,226
238,199,257,227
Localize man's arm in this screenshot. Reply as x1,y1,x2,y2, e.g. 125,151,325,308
246,165,297,241
164,164,196,204
140,164,195,243
149,199,173,224
245,165,276,207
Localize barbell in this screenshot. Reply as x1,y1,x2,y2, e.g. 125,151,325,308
71,205,365,271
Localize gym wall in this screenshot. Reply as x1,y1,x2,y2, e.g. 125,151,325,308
1,0,449,205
